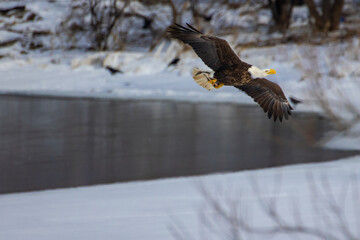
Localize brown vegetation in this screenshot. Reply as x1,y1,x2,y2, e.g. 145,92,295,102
268,0,295,32
304,0,344,32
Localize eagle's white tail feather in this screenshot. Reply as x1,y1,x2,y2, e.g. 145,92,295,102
192,68,215,91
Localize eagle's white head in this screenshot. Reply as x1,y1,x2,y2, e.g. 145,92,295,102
248,66,276,79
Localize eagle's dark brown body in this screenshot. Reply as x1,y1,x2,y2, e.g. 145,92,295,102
214,63,252,86
168,23,293,122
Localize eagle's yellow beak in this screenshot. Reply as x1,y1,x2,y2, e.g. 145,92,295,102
269,69,276,74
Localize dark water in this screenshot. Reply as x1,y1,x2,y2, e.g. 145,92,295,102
0,94,358,194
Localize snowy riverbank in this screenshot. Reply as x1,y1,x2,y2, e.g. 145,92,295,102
1,155,360,240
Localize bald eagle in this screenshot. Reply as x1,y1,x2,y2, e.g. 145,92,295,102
168,23,293,122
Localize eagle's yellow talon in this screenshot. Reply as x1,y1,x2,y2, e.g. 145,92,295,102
208,79,223,89
214,83,224,89
208,79,217,85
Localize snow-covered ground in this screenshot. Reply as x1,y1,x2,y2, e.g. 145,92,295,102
1,155,360,240
0,48,300,104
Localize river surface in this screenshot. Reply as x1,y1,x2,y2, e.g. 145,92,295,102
0,94,358,193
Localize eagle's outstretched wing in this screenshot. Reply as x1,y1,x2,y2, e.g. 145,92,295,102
236,78,293,122
168,23,242,71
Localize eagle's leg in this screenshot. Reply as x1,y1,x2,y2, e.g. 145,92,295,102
208,79,224,89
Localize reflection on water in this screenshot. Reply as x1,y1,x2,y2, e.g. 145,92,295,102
0,95,357,193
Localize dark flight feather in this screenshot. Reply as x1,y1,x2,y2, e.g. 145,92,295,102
168,23,242,71
236,78,293,122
